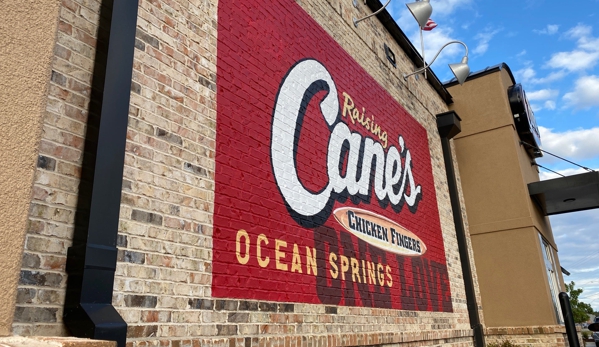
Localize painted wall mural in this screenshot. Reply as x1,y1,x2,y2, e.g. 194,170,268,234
212,0,452,311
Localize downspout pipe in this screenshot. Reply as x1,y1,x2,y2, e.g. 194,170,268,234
559,292,581,347
436,111,485,347
63,0,138,346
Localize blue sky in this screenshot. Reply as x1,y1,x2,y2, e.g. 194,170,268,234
388,0,599,310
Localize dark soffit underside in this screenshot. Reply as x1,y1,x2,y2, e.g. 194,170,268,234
528,171,599,216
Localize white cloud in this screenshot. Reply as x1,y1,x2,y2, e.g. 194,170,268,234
515,66,536,83
393,0,473,37
538,125,599,162
578,36,599,52
544,100,556,110
527,89,559,101
563,75,599,109
526,90,558,112
574,266,599,273
428,0,474,18
514,65,566,85
394,6,418,32
402,26,462,68
473,28,502,55
534,24,559,35
549,208,599,309
531,99,558,113
539,167,595,180
388,0,474,24
545,50,599,71
565,24,593,41
564,25,599,52
574,278,599,287
402,27,460,65
565,24,599,54
534,71,567,84
540,24,599,75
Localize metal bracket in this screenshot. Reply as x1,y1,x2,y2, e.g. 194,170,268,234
353,0,391,27
403,73,420,81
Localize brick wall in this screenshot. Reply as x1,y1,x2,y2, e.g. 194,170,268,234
12,0,484,346
485,326,573,347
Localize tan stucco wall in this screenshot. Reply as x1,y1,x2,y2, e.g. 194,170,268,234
448,68,564,327
452,125,533,232
0,0,61,336
515,137,556,247
472,227,558,326
448,69,556,247
450,72,514,139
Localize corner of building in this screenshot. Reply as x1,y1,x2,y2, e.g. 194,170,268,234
0,0,62,336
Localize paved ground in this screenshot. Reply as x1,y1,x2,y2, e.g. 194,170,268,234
586,342,596,347
0,337,114,347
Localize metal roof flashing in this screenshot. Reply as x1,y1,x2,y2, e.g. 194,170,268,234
444,63,517,88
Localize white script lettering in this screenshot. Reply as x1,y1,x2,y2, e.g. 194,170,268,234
270,59,422,224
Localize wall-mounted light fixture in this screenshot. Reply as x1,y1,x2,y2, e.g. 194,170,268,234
404,41,470,85
406,0,432,28
403,0,471,85
353,0,392,27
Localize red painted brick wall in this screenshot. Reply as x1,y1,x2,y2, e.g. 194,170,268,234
212,0,451,312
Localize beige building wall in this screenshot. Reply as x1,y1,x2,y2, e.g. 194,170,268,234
448,69,555,247
0,0,61,336
471,227,557,326
448,68,565,330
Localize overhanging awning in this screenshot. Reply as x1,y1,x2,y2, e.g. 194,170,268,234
528,171,599,216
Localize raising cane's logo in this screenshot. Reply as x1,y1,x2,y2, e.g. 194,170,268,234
271,59,423,229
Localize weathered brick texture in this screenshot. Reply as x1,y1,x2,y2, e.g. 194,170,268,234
13,0,486,345
485,326,572,347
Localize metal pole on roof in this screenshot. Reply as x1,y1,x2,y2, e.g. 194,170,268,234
420,28,427,79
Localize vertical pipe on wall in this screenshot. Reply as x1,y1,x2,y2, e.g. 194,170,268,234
436,111,485,347
559,292,581,347
63,0,138,346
